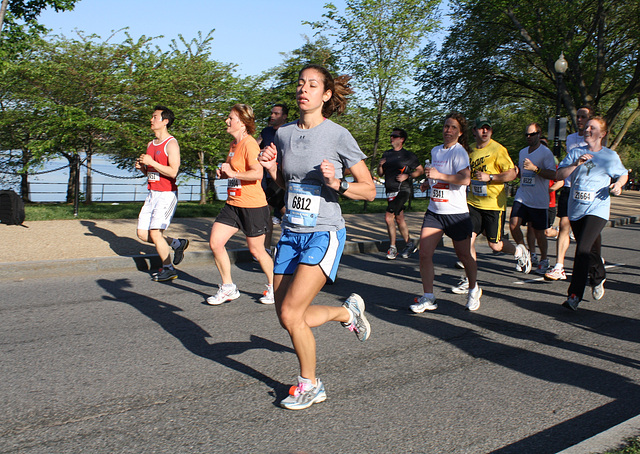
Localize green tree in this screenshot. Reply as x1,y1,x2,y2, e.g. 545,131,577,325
157,31,243,203
17,32,152,202
259,35,340,123
0,31,46,201
417,0,640,149
307,0,440,170
0,0,77,40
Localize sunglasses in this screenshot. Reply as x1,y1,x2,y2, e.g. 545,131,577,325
390,134,401,138
526,132,539,137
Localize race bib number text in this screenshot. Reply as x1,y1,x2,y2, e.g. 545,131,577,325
430,182,450,202
470,180,488,197
573,189,594,203
286,182,321,227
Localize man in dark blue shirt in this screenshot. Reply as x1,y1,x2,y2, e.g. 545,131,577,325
377,128,424,259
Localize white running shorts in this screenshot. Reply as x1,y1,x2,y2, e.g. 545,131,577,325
137,190,178,231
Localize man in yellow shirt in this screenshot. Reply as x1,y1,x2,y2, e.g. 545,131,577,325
452,117,528,294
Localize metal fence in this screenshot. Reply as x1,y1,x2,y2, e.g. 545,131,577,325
23,180,517,203
26,181,218,203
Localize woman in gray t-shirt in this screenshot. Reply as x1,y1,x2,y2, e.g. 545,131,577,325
259,64,375,410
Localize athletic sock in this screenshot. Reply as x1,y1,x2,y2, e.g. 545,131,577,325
170,238,181,249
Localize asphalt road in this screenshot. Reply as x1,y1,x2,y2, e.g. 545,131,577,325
2,224,639,453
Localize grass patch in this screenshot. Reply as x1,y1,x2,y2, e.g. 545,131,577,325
24,201,225,221
339,197,429,214
603,436,640,454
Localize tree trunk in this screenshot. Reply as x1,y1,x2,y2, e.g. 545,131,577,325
199,150,206,205
0,0,9,35
610,103,640,150
20,148,31,202
85,153,93,203
207,169,217,203
66,154,78,203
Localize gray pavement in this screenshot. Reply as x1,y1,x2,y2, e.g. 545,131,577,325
2,191,640,452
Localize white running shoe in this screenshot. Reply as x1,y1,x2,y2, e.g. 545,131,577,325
386,245,398,260
452,276,469,294
534,258,550,275
259,284,275,305
545,266,567,281
206,284,240,305
592,279,606,300
515,244,532,274
410,294,437,313
466,286,482,311
280,376,327,410
341,293,371,341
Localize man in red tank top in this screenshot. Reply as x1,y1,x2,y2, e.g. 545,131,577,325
135,105,189,281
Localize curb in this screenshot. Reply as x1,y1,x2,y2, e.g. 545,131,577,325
556,414,640,454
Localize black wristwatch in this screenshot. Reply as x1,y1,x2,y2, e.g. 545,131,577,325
338,180,350,195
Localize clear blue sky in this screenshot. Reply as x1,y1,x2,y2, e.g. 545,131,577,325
39,0,346,77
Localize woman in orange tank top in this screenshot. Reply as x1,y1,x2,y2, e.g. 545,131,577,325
206,104,275,306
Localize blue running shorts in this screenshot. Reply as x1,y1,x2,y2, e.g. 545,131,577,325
274,228,346,283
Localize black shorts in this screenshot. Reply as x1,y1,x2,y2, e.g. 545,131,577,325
557,187,570,218
510,201,548,231
215,203,270,237
468,204,507,243
386,191,411,215
547,206,557,228
422,210,472,241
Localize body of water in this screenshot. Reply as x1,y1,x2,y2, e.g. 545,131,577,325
7,155,226,203
6,154,408,202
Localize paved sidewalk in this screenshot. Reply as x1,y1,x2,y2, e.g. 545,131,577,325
2,191,639,279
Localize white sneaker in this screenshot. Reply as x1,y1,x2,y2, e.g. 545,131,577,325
259,284,274,304
410,294,437,313
280,376,326,410
451,276,469,294
545,266,567,281
341,293,371,342
534,259,550,275
207,284,240,305
386,245,398,260
466,286,482,311
592,279,606,300
515,244,532,274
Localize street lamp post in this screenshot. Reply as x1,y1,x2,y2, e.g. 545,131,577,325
553,52,569,157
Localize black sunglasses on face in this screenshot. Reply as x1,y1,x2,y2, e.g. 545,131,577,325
526,132,539,137
390,134,401,138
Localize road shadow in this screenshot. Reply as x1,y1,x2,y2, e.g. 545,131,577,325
97,278,293,405
327,254,640,453
81,220,159,271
